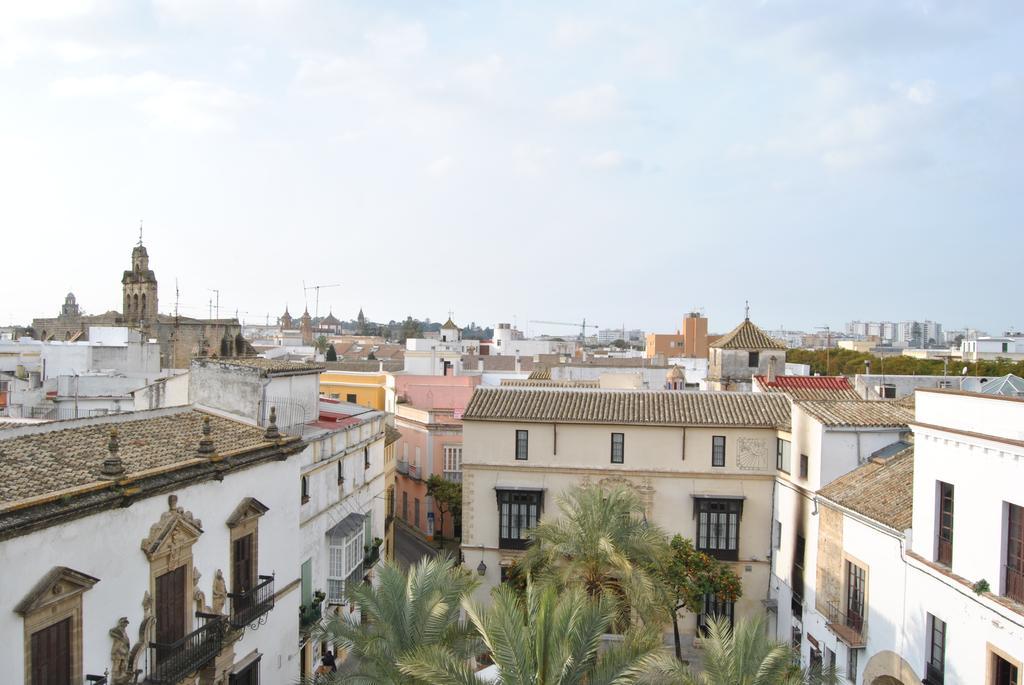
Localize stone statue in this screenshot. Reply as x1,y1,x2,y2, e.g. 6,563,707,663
212,569,227,614
109,617,131,684
193,566,208,613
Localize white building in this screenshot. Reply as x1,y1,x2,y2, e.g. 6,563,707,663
788,388,1024,684
0,407,307,684
962,336,1024,362
491,322,577,358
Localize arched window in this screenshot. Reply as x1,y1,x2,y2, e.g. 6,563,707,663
141,294,147,318
133,294,139,316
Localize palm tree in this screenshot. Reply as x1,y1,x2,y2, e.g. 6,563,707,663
308,555,479,684
522,483,670,624
644,615,838,685
399,581,666,685
314,335,329,355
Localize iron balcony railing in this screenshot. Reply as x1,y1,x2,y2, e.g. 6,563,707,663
228,574,275,629
146,612,224,684
396,459,409,475
824,600,867,648
442,470,462,483
408,464,421,480
1005,564,1024,604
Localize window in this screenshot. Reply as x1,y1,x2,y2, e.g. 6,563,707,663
414,498,420,528
364,447,370,470
697,593,734,636
610,433,624,464
1005,503,1023,603
847,647,859,681
993,652,1019,685
712,436,726,467
232,533,256,612
338,460,344,485
301,475,310,504
443,445,462,481
346,393,357,403
937,481,954,565
776,438,791,473
497,489,542,550
402,492,408,521
515,430,529,460
793,534,806,614
879,384,896,399
799,454,809,480
696,498,741,561
925,614,946,684
824,646,835,671
748,351,759,368
327,528,365,604
772,520,782,550
846,560,866,634
155,565,188,664
30,617,72,685
229,655,262,685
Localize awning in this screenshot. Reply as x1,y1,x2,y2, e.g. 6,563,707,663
326,512,365,542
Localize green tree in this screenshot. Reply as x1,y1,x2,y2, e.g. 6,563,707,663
654,536,742,661
399,316,424,343
522,484,670,625
648,615,838,685
314,335,329,355
611,339,627,349
399,581,665,685
325,343,337,361
310,555,479,684
426,474,462,541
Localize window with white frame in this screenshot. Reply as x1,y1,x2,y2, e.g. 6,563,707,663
443,445,462,481
327,528,366,604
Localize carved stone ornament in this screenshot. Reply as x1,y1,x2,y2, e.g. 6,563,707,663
736,437,768,470
212,569,227,615
193,566,209,614
14,566,99,616
123,592,152,685
140,494,203,561
109,616,132,685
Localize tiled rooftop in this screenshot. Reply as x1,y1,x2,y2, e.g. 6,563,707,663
818,445,914,530
0,409,276,507
754,375,861,401
500,379,600,388
709,319,786,350
796,399,913,428
195,357,325,375
463,387,791,428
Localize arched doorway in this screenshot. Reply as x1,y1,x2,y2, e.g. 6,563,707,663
872,677,905,685
863,651,923,685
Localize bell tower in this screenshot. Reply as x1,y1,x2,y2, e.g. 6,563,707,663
122,229,158,326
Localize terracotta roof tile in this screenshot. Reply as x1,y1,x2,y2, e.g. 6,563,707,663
0,409,275,507
709,319,786,350
818,445,914,530
754,375,861,401
463,388,791,428
796,400,913,428
195,358,325,375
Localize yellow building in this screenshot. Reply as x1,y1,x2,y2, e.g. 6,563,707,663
319,369,396,412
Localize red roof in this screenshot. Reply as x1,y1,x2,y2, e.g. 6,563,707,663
754,375,860,400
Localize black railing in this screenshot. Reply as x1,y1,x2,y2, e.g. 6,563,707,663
229,575,275,629
365,544,381,567
146,613,224,684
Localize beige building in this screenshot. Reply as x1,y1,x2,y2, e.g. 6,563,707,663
460,387,792,645
707,317,787,392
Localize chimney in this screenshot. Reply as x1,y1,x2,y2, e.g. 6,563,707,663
515,355,521,374
767,357,778,383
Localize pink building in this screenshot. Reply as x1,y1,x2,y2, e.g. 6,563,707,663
393,375,479,539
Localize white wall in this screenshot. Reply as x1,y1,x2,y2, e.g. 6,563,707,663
0,458,302,683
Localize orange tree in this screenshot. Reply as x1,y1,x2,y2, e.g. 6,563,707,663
655,535,742,661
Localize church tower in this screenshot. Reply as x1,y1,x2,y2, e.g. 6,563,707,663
122,237,158,327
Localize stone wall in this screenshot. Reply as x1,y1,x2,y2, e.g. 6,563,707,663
815,503,844,616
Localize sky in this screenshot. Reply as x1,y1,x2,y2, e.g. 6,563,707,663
2,1,1022,336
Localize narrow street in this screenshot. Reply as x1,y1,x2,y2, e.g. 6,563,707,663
394,519,439,570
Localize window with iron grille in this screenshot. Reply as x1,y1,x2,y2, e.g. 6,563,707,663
925,614,946,684
697,592,734,636
1006,503,1024,603
937,481,954,566
515,430,529,460
712,436,726,467
696,498,741,561
610,433,624,464
497,489,542,550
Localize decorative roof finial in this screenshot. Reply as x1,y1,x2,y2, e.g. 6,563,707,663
138,220,144,246
197,416,215,456
100,428,125,479
263,406,281,440
744,300,750,321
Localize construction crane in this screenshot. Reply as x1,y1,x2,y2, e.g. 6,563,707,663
528,319,598,343
302,281,341,322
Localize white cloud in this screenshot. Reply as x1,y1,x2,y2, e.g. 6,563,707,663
551,84,619,121
905,79,936,105
426,155,455,177
583,149,648,173
364,23,427,60
51,72,252,131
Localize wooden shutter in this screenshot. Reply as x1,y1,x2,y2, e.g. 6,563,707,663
30,617,71,685
233,534,255,594
156,565,187,657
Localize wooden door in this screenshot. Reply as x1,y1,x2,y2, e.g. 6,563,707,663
233,533,255,612
156,565,187,660
30,617,71,685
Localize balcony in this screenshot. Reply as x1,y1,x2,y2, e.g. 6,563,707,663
824,600,867,648
228,574,275,629
442,470,462,483
1005,564,1024,605
408,464,421,480
396,459,409,475
145,613,224,684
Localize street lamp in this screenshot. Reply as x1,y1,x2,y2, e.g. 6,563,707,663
476,544,487,576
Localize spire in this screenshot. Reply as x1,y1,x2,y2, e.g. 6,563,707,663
100,428,125,479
